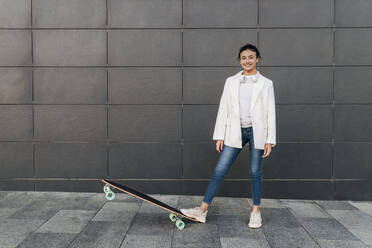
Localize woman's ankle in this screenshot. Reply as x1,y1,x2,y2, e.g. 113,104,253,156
200,202,209,212
252,205,260,213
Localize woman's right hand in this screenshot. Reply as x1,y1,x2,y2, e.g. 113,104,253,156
216,140,224,153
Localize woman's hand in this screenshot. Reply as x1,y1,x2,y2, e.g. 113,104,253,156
262,143,272,158
216,140,224,153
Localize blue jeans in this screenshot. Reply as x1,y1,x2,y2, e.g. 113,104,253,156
203,127,264,206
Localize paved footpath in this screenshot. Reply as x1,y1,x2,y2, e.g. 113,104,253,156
0,191,371,248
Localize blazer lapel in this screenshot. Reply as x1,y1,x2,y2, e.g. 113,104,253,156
249,71,264,113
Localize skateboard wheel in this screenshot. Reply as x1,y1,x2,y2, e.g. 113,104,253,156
103,184,111,193
175,219,185,230
105,191,115,200
169,213,178,222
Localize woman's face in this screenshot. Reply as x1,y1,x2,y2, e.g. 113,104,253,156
239,49,260,71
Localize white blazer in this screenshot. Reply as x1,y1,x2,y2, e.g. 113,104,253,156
212,70,276,150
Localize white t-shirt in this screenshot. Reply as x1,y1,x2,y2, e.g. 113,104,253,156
239,73,257,128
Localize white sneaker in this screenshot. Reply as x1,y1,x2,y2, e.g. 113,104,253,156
180,206,207,223
248,211,262,228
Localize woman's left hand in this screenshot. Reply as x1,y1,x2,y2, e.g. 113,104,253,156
262,143,272,158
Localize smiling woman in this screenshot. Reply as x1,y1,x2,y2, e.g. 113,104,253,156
238,43,262,72
180,43,277,229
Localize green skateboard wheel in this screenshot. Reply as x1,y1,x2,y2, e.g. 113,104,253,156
103,184,111,193
105,191,115,200
175,219,185,230
169,213,178,222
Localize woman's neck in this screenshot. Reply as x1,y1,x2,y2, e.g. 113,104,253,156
242,68,257,76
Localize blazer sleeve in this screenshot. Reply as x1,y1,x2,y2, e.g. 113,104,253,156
213,80,229,141
266,81,277,147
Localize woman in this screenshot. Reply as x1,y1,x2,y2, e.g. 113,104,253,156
181,43,276,228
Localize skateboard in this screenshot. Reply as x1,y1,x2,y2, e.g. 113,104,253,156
101,179,201,230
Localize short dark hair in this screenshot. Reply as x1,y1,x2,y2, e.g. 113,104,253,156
237,43,261,61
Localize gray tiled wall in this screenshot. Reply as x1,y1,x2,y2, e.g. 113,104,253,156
0,0,371,200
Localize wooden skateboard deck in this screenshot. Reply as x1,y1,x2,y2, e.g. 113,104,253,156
101,179,201,229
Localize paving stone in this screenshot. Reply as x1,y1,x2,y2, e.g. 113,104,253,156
349,201,372,217
69,221,131,248
327,210,372,245
299,217,359,241
36,191,77,200
126,212,174,236
0,192,37,208
263,226,319,248
10,199,62,220
316,200,358,210
16,233,76,248
327,209,372,229
24,191,50,198
0,232,30,248
213,197,251,215
217,215,266,240
0,219,45,247
0,208,19,218
58,193,106,211
8,192,85,220
0,218,45,234
11,192,102,220
36,210,96,234
280,199,314,203
0,191,8,199
346,228,372,246
282,200,330,218
121,234,171,248
261,208,300,229
318,239,368,248
172,223,221,248
261,208,320,247
219,237,271,248
249,198,284,209
92,202,140,222
204,214,219,225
